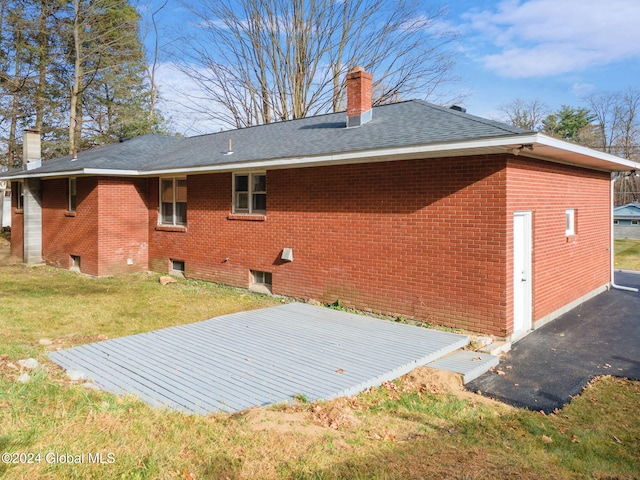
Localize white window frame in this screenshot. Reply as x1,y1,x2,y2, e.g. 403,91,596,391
233,172,266,214
565,209,575,236
16,181,24,210
159,177,187,226
68,178,77,212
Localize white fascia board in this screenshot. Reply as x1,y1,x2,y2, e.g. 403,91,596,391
533,133,639,170
142,136,539,176
0,168,141,180
142,133,639,176
2,133,636,180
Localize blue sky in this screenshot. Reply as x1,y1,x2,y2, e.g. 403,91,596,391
146,0,640,133
446,0,640,118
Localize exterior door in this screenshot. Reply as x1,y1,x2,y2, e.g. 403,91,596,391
513,211,532,336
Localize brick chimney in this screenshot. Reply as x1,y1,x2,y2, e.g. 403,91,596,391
23,129,42,170
346,67,373,128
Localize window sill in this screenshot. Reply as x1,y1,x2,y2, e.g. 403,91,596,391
227,213,266,222
64,211,76,217
155,225,187,232
14,209,23,215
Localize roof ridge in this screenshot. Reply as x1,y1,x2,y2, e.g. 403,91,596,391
408,99,532,135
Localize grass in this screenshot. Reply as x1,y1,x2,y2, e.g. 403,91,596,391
614,238,640,271
1,264,640,479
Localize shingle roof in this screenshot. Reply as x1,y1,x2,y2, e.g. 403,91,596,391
143,100,529,171
2,100,530,178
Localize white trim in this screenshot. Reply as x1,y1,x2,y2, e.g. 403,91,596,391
68,177,77,212
159,177,187,226
513,211,533,336
565,209,575,236
232,171,266,214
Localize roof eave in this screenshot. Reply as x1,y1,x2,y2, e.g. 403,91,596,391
0,168,142,181
1,132,637,180
142,133,640,175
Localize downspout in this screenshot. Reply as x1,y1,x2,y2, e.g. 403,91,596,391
610,172,639,292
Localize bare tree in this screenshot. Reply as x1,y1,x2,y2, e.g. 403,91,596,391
139,0,168,125
497,98,548,131
586,89,640,204
173,0,459,129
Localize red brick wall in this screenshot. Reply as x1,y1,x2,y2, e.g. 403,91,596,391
506,158,611,330
24,153,612,337
40,177,149,276
96,178,149,275
10,181,24,260
149,157,510,335
42,177,99,274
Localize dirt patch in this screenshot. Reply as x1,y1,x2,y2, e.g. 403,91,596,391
400,366,512,409
0,236,19,265
240,367,509,437
310,397,362,430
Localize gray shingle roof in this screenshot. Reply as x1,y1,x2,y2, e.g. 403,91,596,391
3,100,530,178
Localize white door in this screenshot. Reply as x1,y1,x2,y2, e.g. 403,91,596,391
513,211,532,335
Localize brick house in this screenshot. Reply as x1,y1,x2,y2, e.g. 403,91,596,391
3,69,638,340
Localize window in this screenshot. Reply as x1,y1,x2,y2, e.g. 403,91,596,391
565,209,575,236
614,220,619,225
15,182,24,210
171,259,185,275
252,270,272,286
68,178,77,212
160,178,187,225
632,220,639,226
250,270,272,294
70,255,81,272
233,173,266,214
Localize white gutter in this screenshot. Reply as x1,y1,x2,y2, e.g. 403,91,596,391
610,172,639,292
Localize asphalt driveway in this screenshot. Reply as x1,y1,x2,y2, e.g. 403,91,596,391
467,271,640,413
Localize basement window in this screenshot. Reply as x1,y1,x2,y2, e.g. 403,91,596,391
70,255,81,272
565,209,576,236
171,259,185,275
250,270,272,294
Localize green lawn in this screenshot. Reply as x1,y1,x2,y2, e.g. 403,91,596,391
1,264,639,479
615,238,640,271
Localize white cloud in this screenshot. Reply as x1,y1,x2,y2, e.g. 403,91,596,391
463,0,640,78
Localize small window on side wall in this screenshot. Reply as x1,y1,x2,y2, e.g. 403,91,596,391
69,178,77,212
15,182,24,210
565,209,575,236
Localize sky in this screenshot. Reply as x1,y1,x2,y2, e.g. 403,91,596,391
147,0,640,134
447,0,640,119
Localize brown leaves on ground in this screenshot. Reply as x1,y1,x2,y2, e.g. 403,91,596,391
311,398,361,430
